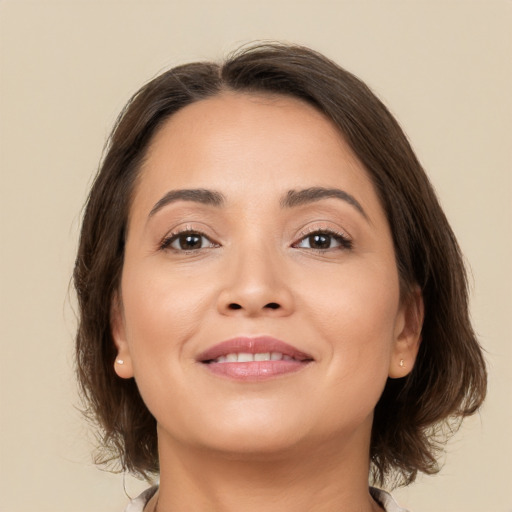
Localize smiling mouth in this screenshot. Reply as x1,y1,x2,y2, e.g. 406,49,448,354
205,352,307,364
197,337,313,380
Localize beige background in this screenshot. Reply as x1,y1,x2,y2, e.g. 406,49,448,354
0,1,510,511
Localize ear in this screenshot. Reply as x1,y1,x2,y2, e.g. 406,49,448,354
388,286,424,379
110,292,134,379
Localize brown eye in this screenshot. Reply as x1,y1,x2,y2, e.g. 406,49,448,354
163,231,217,251
307,234,331,249
294,230,352,251
176,233,203,250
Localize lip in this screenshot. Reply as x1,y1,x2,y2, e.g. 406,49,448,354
197,336,313,362
197,336,314,381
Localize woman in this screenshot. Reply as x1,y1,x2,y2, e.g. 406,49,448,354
74,43,487,512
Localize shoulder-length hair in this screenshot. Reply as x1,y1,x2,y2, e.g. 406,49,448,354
74,42,486,486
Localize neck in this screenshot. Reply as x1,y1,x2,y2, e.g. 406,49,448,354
150,421,383,512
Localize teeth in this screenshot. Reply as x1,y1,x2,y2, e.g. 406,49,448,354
237,352,253,362
211,352,293,363
254,352,271,361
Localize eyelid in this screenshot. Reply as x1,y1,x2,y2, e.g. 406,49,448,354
159,225,220,251
296,222,352,240
292,224,353,250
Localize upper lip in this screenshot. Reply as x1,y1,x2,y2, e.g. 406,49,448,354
197,336,313,363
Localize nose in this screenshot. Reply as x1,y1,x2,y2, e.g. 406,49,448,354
216,245,294,317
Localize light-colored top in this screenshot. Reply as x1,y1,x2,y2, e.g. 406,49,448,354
124,486,410,511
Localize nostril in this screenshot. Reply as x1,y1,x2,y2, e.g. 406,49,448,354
226,302,281,311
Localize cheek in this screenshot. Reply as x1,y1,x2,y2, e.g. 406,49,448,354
120,264,213,370
303,259,400,375
305,267,400,428
118,265,218,425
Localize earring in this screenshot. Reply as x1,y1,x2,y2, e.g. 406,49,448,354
399,359,405,368
116,359,124,365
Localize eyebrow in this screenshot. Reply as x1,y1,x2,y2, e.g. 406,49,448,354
149,188,225,217
148,186,368,220
281,187,368,220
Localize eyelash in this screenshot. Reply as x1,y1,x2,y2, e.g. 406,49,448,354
160,227,352,254
159,228,219,252
292,228,353,252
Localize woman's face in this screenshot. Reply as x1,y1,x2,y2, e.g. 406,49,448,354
113,93,421,456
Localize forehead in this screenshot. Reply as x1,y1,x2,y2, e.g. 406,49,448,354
133,92,380,217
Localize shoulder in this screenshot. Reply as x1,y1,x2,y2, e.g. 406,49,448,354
370,487,410,512
123,486,158,512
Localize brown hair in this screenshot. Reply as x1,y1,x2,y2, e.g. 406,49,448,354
74,42,486,486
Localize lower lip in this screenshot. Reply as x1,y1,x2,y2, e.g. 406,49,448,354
202,360,310,381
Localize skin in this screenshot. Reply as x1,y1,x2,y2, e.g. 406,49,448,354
112,93,423,512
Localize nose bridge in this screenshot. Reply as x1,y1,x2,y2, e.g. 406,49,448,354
218,233,292,316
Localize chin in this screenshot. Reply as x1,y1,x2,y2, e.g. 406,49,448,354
198,429,306,460
176,407,312,457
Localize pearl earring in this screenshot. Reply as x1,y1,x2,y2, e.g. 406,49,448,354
116,359,124,365
399,359,405,368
